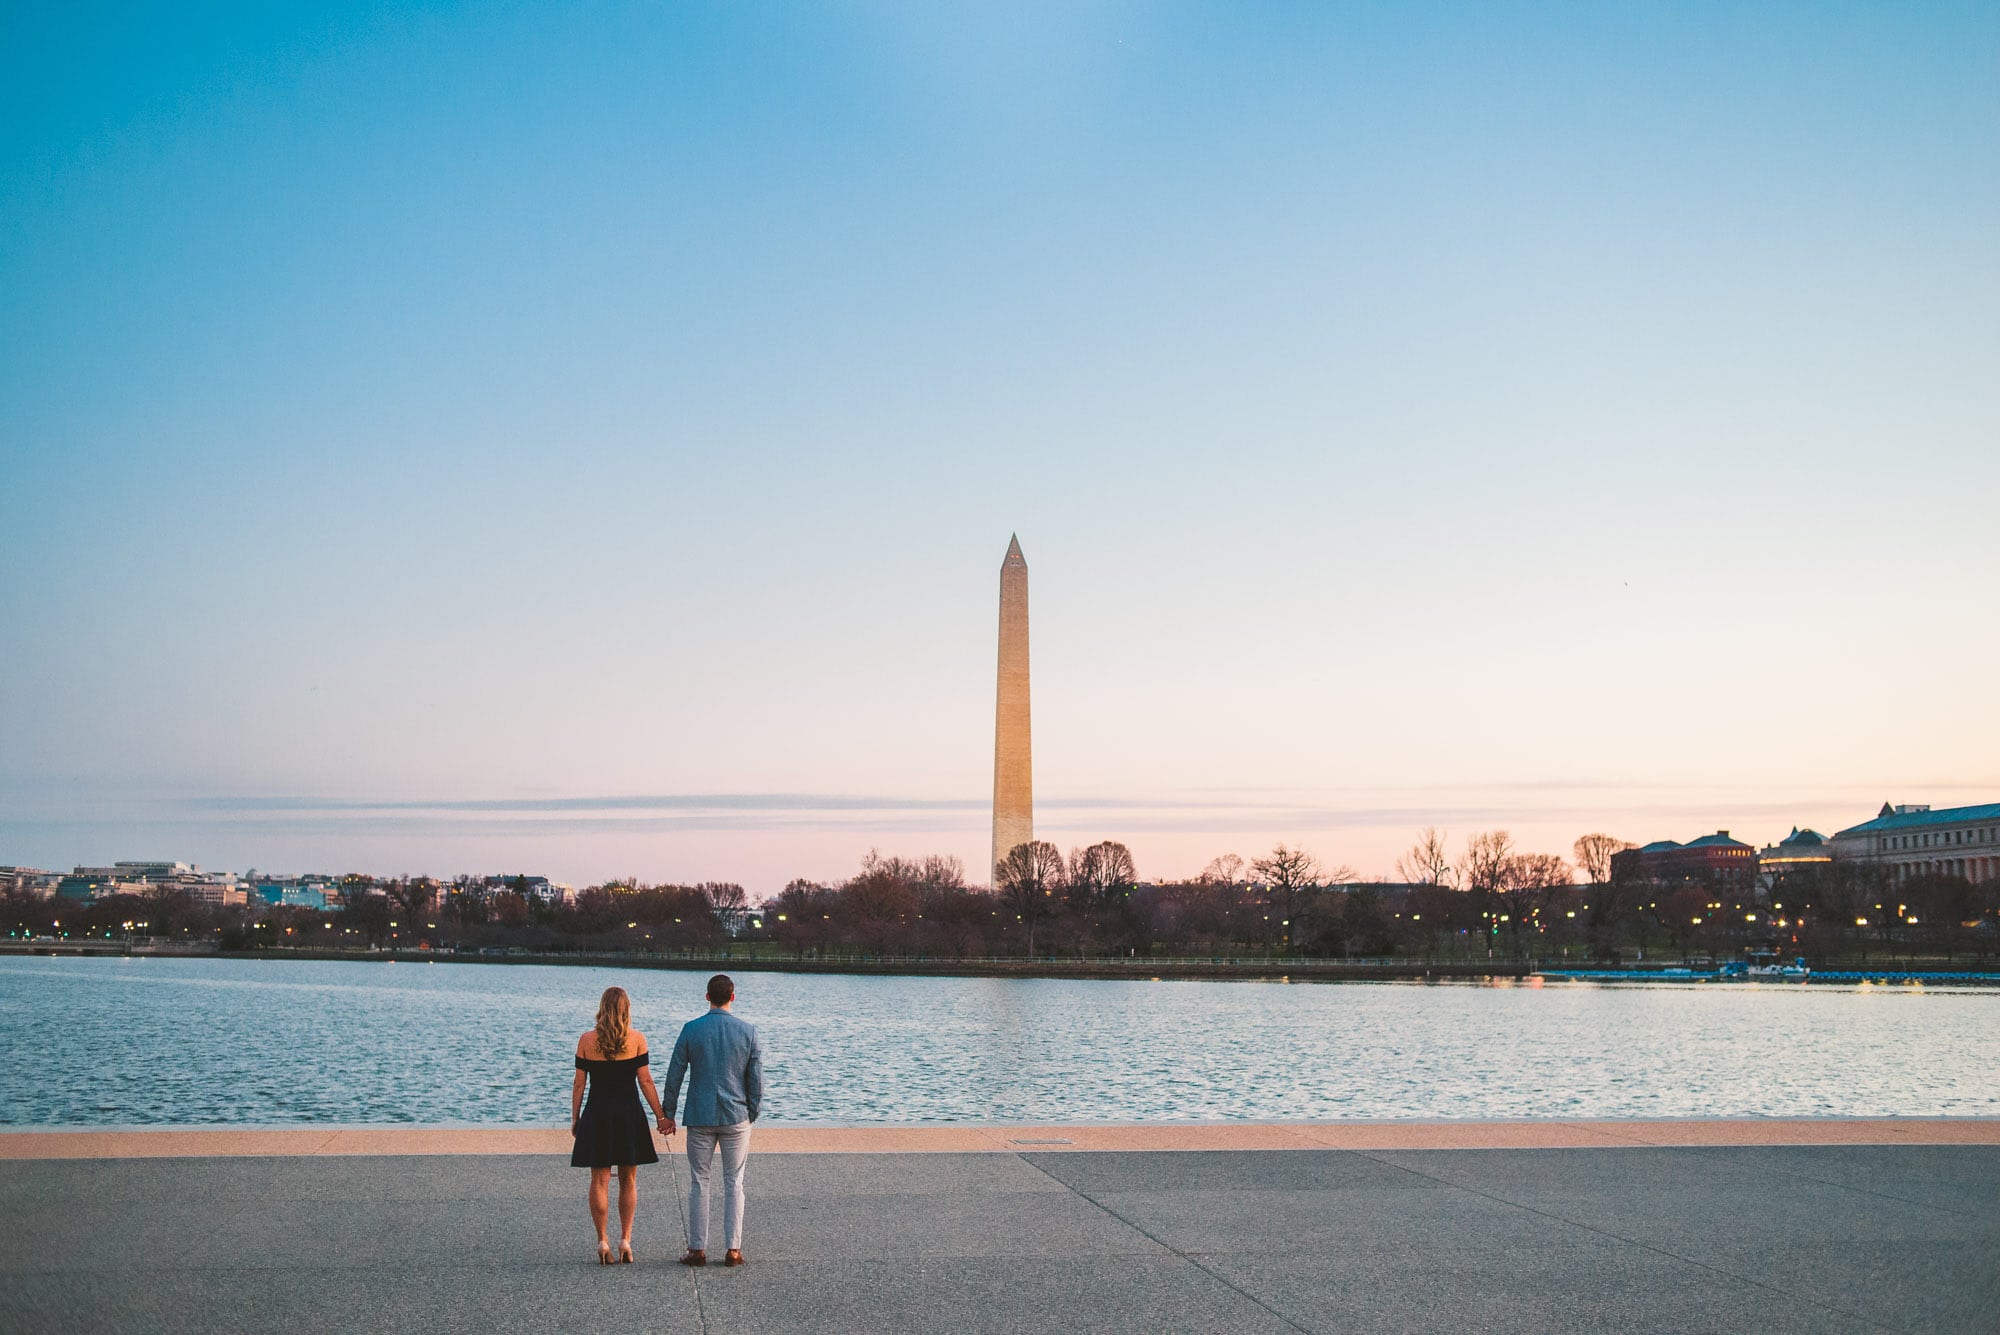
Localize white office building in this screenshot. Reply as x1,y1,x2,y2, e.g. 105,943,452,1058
1829,802,2000,884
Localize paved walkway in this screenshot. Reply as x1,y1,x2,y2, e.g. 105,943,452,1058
4,1117,1997,1158
3,1133,1996,1332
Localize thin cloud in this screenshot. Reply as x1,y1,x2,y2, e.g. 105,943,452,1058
68,792,1900,841
183,793,986,814
176,793,1287,817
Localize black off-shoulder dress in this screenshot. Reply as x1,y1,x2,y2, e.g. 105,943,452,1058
571,1050,661,1168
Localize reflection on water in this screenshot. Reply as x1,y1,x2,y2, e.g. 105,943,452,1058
1,957,1994,1126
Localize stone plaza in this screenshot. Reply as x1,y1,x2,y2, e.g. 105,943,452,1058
3,1122,1995,1333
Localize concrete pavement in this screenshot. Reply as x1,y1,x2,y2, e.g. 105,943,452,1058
2,1140,1995,1333
4,1117,1996,1158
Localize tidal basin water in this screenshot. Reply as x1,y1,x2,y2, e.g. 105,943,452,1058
2,956,1996,1127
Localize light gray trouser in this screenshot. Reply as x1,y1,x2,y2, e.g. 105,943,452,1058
685,1122,752,1251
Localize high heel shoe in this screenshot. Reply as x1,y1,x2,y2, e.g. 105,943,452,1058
597,1240,614,1266
618,1240,634,1264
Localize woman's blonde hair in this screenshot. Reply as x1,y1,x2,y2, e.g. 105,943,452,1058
594,986,631,1060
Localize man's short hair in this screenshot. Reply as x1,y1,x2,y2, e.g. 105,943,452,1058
707,974,734,1006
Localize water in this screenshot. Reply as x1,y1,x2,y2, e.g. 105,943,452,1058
1,956,1995,1127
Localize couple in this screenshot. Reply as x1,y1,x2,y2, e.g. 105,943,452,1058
570,975,763,1268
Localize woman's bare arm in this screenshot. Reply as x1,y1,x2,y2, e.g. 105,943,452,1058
571,1035,590,1130
638,1067,667,1124
632,1033,669,1127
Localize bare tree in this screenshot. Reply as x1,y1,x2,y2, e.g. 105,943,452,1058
383,877,438,923
998,840,1067,955
1459,831,1514,951
1572,834,1633,888
1498,851,1572,953
1396,828,1457,888
1252,844,1324,952
1199,853,1245,885
703,882,750,935
1070,841,1138,910
918,854,965,892
857,850,966,895
1569,833,1635,958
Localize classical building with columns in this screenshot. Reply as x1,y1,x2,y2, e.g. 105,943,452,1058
1829,802,2000,884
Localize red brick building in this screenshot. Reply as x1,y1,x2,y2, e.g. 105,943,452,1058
1611,831,1760,891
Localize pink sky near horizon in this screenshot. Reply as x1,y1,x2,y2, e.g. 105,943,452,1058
9,778,1994,898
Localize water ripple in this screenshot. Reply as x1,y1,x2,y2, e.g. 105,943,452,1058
1,958,1994,1126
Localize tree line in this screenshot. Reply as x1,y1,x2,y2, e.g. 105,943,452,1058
6,831,1995,963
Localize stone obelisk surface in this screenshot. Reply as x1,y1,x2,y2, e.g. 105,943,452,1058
991,535,1033,882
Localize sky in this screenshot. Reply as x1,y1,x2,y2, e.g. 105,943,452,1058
3,1,1996,894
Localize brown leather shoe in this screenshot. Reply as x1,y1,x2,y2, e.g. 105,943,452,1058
678,1249,707,1267
723,1249,745,1267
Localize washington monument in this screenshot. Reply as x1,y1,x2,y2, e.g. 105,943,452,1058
991,535,1033,881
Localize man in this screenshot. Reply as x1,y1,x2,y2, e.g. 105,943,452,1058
658,973,764,1267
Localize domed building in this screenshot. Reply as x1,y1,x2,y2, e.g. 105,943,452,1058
1758,827,1832,886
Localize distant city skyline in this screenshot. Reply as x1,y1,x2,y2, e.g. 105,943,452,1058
3,3,1995,891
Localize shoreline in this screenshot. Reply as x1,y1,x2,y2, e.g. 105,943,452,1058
4,1117,1998,1159
7,943,1997,985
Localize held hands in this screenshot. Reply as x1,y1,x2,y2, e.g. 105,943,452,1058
657,1115,676,1138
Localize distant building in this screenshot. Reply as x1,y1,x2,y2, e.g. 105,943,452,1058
1830,802,2000,884
126,862,245,906
56,862,244,905
0,867,59,898
1758,828,1832,883
253,880,331,910
1611,831,1759,892
112,861,197,880
56,868,147,900
480,874,563,903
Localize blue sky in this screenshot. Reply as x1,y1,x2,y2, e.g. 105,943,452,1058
3,1,1996,890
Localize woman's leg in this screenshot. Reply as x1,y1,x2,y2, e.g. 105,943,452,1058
617,1164,638,1246
589,1167,611,1245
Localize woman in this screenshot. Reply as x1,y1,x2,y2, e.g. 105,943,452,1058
571,986,669,1264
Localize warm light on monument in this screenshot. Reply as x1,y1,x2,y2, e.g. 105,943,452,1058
991,535,1033,882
